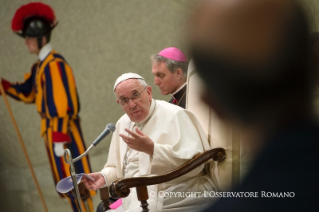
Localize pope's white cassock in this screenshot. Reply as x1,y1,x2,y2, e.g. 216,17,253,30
101,99,218,212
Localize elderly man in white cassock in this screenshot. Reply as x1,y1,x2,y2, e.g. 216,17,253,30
82,73,217,212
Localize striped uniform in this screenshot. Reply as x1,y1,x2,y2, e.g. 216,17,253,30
4,50,95,212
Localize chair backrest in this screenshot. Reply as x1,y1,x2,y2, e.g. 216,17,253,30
98,148,226,211
186,60,242,191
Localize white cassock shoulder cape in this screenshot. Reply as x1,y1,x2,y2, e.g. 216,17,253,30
101,99,217,212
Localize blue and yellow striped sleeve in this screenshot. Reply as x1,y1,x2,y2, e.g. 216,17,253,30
4,63,37,103
44,58,79,118
43,58,80,142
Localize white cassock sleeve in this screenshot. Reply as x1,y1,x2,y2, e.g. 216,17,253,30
100,138,118,186
149,108,209,176
100,115,129,186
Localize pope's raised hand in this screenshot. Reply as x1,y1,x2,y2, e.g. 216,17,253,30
120,128,154,156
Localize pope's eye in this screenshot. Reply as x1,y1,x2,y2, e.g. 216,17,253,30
132,93,139,98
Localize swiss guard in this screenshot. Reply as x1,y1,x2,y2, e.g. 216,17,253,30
0,2,95,211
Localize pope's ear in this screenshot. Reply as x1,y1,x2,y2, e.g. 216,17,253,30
116,99,119,104
147,86,152,99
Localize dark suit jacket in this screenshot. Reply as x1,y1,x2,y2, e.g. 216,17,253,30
202,121,319,212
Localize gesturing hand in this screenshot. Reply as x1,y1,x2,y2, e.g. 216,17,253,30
120,128,154,156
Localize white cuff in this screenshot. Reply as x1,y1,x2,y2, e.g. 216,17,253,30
99,172,108,188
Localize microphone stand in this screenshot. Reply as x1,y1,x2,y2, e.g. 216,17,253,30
63,144,96,212
62,123,115,212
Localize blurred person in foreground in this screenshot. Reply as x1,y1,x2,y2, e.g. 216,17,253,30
151,47,189,108
312,32,319,85
188,0,319,211
82,73,218,212
0,2,94,211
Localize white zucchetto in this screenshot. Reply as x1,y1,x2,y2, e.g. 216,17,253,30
113,73,145,91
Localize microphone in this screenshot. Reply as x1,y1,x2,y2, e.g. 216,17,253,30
92,123,116,146
69,123,116,163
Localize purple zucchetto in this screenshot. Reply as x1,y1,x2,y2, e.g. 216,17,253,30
158,47,188,62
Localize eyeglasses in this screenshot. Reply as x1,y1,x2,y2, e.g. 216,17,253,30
118,86,147,107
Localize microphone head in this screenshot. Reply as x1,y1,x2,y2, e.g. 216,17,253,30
106,123,116,132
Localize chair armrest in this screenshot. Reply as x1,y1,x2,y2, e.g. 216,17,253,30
109,147,225,198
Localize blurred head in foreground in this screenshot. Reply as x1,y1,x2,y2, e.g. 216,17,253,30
188,2,319,211
188,0,317,132
312,32,319,85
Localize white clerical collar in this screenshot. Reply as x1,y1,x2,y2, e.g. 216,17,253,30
136,99,156,128
38,43,53,61
171,82,187,98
